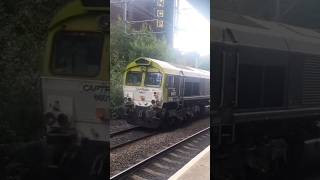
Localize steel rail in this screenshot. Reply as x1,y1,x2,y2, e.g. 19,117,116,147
110,131,158,150
110,126,140,138
110,127,210,180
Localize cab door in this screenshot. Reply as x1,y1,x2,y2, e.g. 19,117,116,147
212,42,239,109
167,75,181,102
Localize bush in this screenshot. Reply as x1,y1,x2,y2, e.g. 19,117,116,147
0,0,69,144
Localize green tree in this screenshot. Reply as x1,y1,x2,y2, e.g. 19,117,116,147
0,0,69,143
110,20,174,118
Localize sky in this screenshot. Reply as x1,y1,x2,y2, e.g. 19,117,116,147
173,0,210,56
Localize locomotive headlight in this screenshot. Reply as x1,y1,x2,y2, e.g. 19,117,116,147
151,99,161,108
151,100,156,104
153,92,159,100
57,113,70,128
124,91,133,105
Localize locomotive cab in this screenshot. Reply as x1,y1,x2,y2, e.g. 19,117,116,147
123,58,165,128
124,65,163,106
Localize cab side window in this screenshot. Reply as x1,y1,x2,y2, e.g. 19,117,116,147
167,75,174,88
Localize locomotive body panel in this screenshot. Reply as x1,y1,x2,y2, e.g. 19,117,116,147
212,16,320,125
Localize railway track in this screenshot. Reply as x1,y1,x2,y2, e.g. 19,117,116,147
110,127,158,150
110,127,210,180
110,126,140,138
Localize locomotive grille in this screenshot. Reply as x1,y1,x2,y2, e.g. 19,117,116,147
303,58,320,105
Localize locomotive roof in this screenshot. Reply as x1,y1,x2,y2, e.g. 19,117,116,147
49,0,108,30
127,57,210,79
211,11,320,55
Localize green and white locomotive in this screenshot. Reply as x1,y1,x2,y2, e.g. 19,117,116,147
41,0,108,178
123,57,210,128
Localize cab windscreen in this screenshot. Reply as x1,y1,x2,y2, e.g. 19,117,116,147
51,31,104,77
126,71,142,86
145,72,162,87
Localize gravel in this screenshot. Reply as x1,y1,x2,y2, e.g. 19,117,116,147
110,117,210,176
110,128,155,149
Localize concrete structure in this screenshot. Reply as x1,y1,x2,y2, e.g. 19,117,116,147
110,0,175,46
168,146,210,180
110,0,210,47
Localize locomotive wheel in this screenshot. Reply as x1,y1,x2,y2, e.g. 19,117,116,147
192,105,199,118
75,141,108,180
88,153,107,180
160,108,174,129
175,114,183,126
185,111,193,121
57,146,82,180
